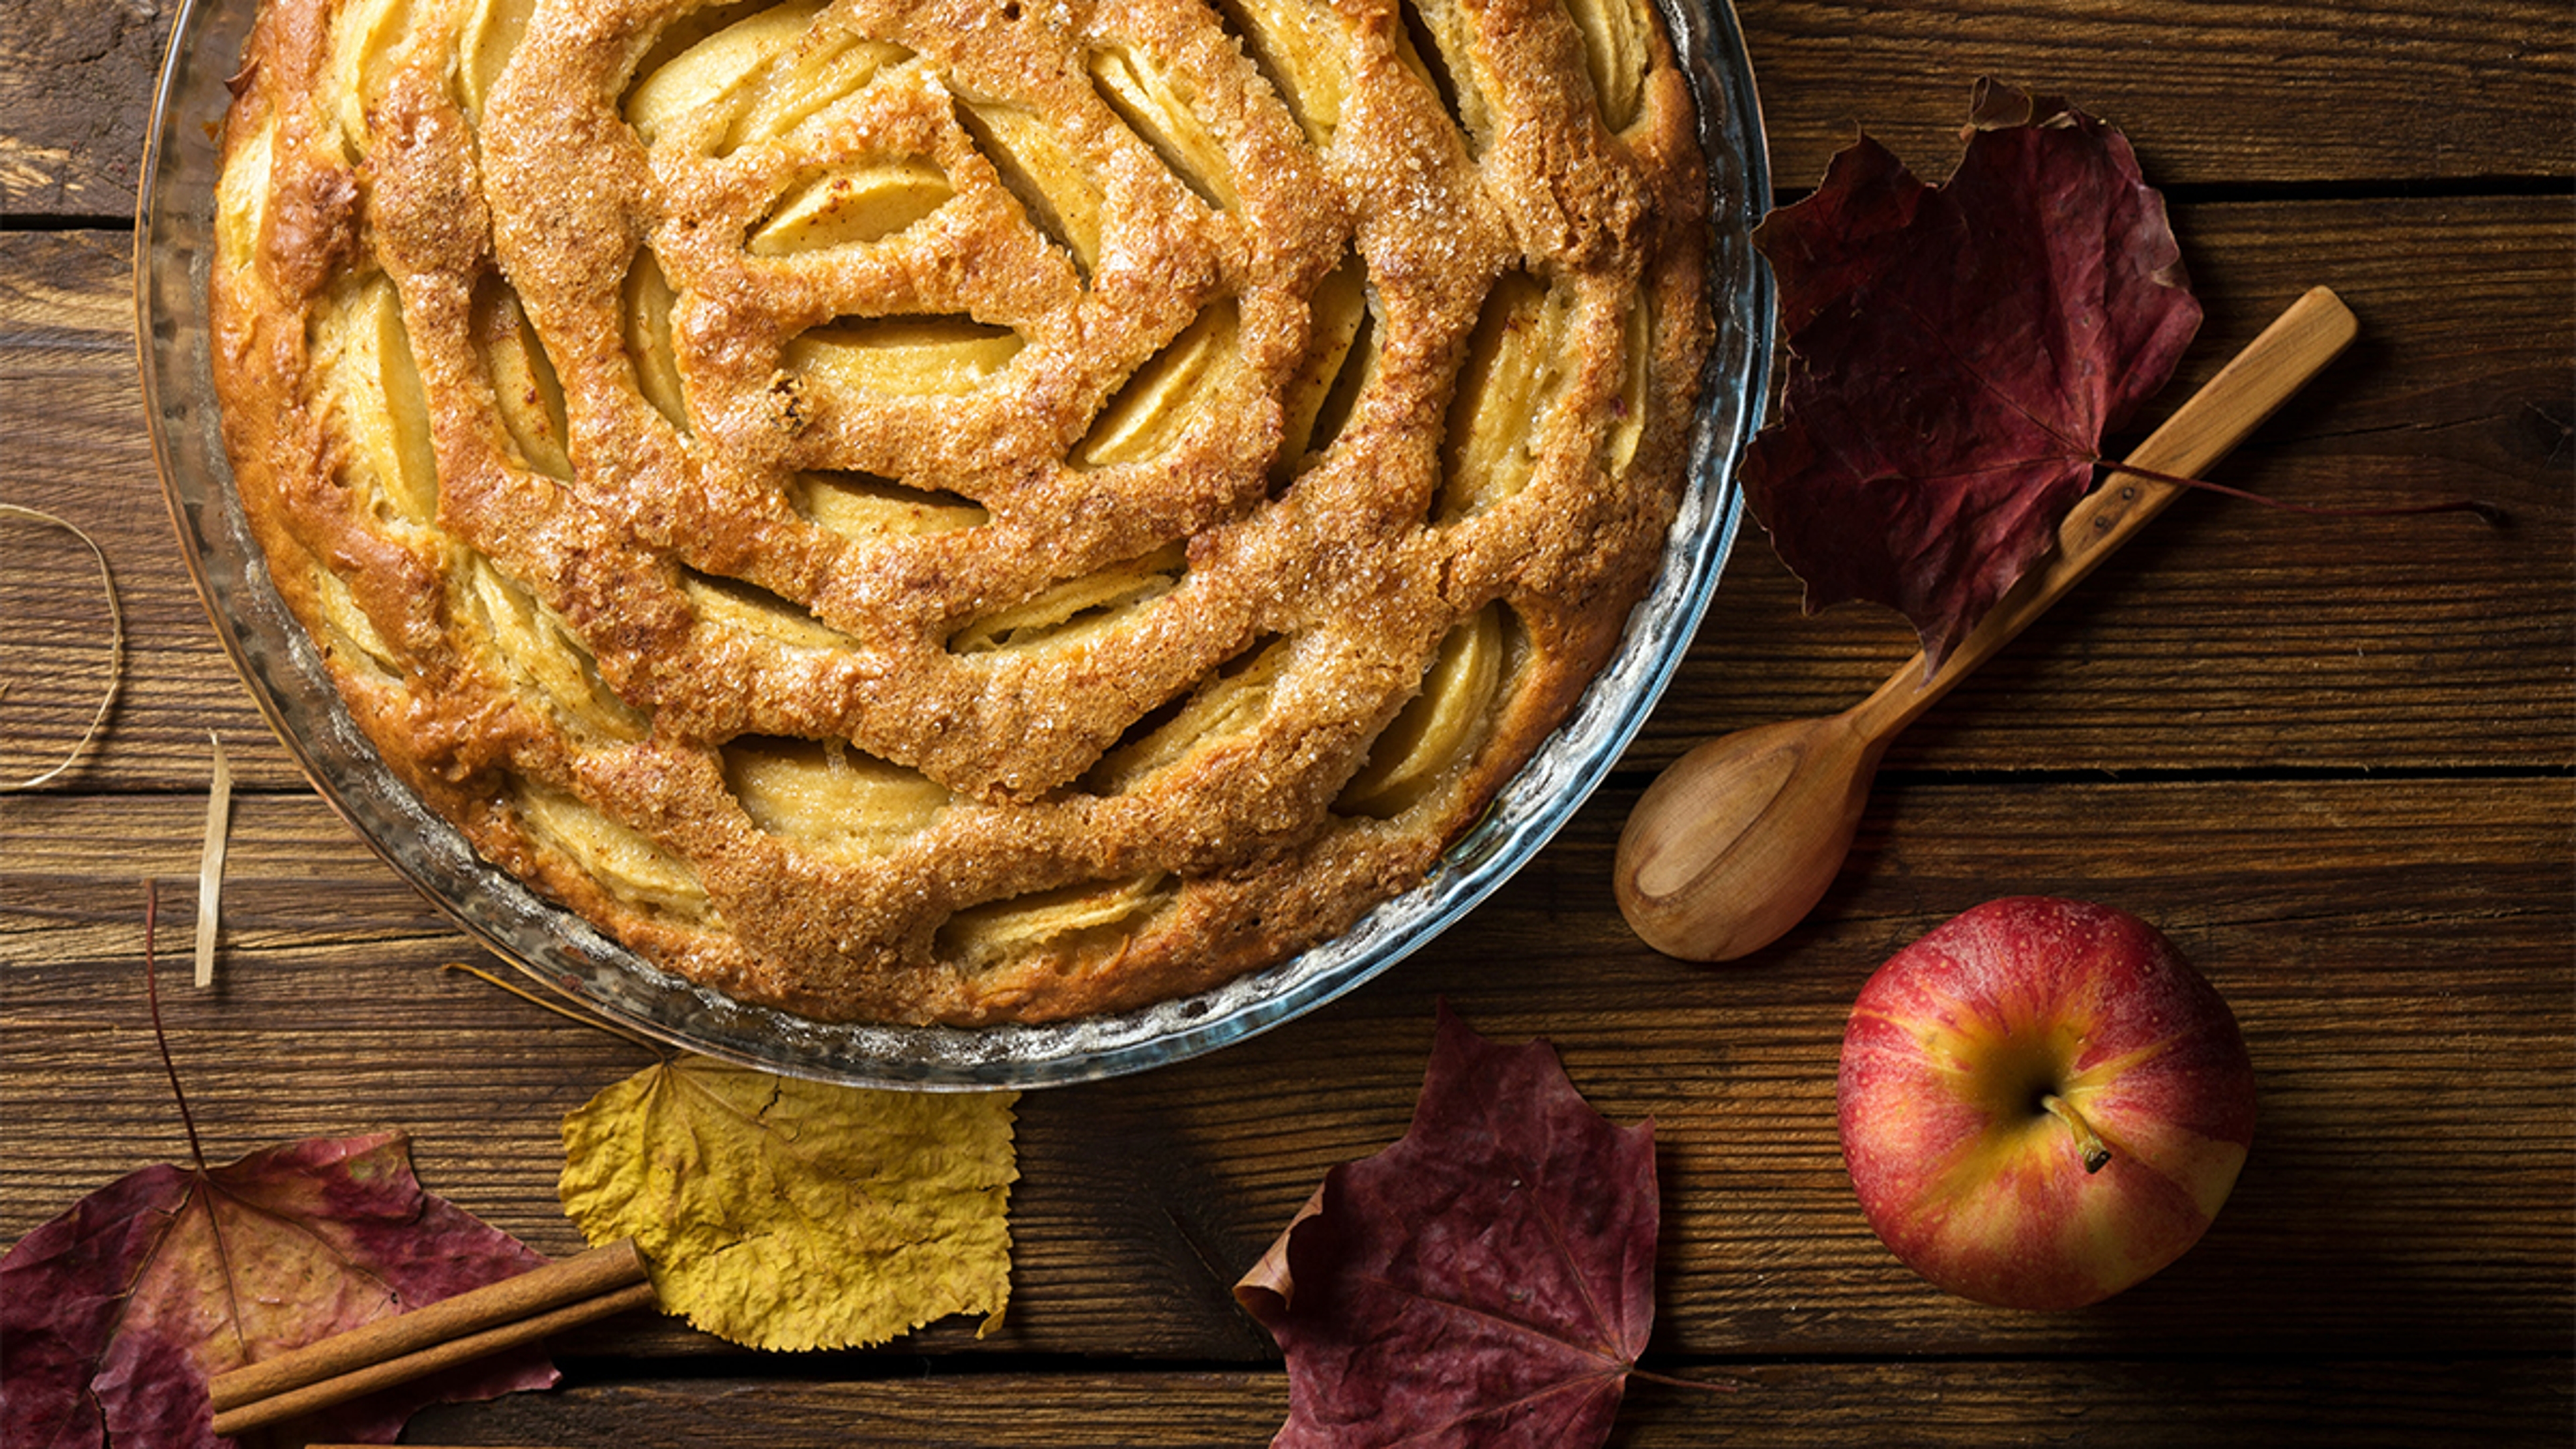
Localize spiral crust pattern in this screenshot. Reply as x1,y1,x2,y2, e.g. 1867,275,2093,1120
212,0,1711,1024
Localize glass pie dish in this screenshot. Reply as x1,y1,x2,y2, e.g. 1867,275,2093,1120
136,0,1773,1089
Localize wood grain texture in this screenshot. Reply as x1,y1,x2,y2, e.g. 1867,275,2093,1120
1654,193,2575,770
9,780,2567,1359
1,231,294,791
395,1358,2575,1448
1741,0,2576,193
0,0,172,216
5,0,2571,1442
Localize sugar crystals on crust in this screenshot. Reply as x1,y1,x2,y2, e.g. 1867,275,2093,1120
211,0,1714,1024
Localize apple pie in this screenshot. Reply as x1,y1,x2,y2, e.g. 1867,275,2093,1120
209,0,1713,1024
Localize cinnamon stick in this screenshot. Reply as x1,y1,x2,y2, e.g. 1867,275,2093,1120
207,1238,653,1437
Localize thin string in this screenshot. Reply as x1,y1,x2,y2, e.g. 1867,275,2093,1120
2,503,127,792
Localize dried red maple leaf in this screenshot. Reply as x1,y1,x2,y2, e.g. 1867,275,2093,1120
1236,1006,1666,1447
1,1132,558,1448
1743,80,2203,671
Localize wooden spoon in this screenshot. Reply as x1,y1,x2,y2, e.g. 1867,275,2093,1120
1615,285,2360,961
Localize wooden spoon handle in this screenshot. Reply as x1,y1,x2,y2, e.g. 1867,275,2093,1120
1849,285,2361,741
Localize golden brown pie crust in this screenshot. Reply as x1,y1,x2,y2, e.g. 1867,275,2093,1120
210,0,1713,1025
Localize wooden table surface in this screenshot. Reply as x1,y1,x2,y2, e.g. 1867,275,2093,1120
5,1,2570,1444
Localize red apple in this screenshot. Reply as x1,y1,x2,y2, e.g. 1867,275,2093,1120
1837,896,2257,1310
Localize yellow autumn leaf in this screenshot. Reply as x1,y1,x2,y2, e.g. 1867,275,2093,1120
559,1054,1016,1351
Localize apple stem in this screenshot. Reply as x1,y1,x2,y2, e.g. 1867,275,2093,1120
2041,1093,2112,1173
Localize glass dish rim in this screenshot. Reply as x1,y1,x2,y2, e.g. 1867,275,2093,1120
135,0,1774,1090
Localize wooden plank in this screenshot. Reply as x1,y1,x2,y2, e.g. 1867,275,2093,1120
7,1,2567,1440
5,0,2569,217
403,1357,2575,1447
0,0,174,217
7,192,2567,790
8,778,2567,1358
0,230,287,792
1647,192,2576,769
1741,0,2576,195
